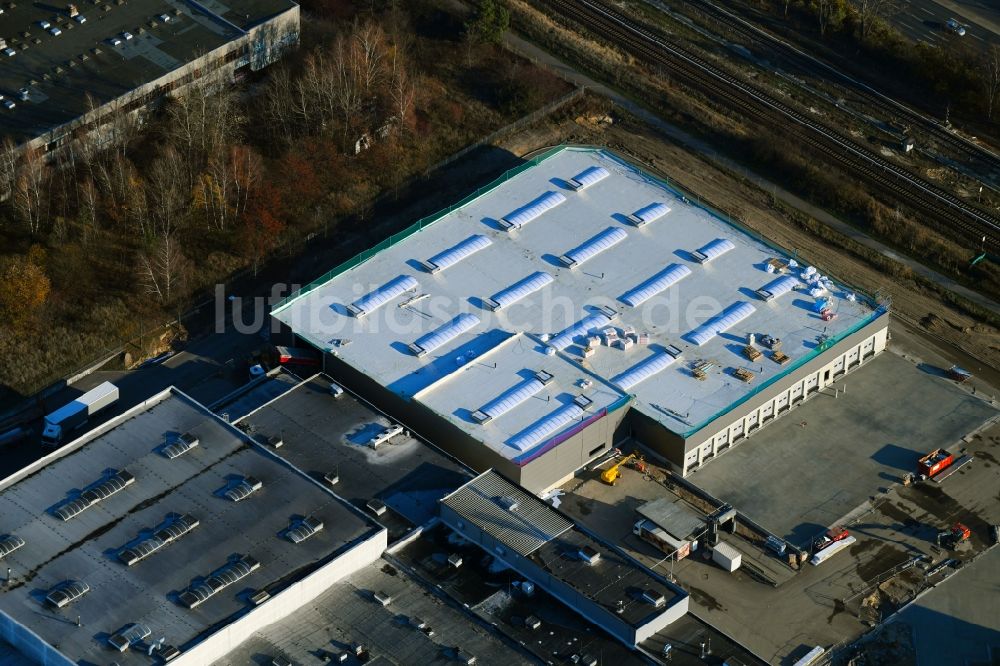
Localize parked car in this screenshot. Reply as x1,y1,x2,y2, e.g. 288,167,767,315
945,18,967,36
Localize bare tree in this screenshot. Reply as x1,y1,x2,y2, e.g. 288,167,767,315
78,177,100,244
355,21,387,98
12,148,49,235
389,49,416,131
146,147,187,238
985,44,1000,120
166,85,242,187
332,34,365,148
136,234,188,303
815,0,846,37
856,0,900,40
261,65,298,145
0,137,19,202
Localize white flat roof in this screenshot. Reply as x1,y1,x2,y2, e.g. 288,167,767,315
274,146,881,443
413,333,628,463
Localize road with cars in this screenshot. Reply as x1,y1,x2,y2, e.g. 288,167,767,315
893,0,1000,49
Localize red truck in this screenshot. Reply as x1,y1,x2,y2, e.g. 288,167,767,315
919,449,955,478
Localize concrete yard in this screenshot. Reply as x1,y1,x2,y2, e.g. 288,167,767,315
687,350,998,546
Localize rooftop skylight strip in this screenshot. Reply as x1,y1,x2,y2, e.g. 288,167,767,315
348,275,419,317
559,227,628,268
508,403,585,452
684,301,756,346
487,271,553,311
499,191,566,230
619,264,692,307
424,235,492,273
409,313,480,356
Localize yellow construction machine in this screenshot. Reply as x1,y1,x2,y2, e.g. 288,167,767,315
600,453,646,486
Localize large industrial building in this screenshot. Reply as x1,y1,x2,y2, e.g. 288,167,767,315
0,0,298,153
272,146,890,492
0,373,708,663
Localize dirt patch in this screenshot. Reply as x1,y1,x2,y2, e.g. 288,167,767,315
877,501,919,529
855,544,910,582
687,585,726,612
974,449,999,466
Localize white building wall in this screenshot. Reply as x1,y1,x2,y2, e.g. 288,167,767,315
0,611,75,666
173,527,387,665
682,322,889,474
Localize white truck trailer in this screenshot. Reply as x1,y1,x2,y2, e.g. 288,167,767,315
42,382,119,446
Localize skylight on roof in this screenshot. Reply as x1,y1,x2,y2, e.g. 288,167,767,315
684,301,756,346
409,313,480,357
629,202,671,226
692,238,735,264
756,275,799,301
423,234,492,273
558,227,628,268
473,376,546,423
548,310,615,351
486,271,553,311
499,191,566,230
508,402,584,452
611,352,677,391
347,275,419,317
568,165,610,191
619,264,692,307
53,469,135,521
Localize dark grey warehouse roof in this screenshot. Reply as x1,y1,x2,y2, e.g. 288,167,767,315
440,471,574,557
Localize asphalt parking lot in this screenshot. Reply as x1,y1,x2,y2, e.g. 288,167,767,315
686,351,998,547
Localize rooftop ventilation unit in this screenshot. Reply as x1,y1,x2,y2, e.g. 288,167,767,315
347,275,419,317
507,402,585,452
422,234,491,273
224,476,263,502
567,165,610,191
578,546,601,565
628,202,671,227
472,375,547,424
373,590,392,606
642,589,667,608
611,352,677,391
548,310,616,351
619,264,692,307
408,313,479,357
485,271,553,311
178,555,260,609
0,534,25,559
117,514,200,566
285,516,324,544
692,238,735,264
558,227,627,268
755,275,799,301
499,191,566,231
53,469,135,521
369,424,404,449
684,302,757,347
45,580,90,608
108,623,151,652
162,432,199,459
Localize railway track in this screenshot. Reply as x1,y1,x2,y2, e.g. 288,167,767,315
541,0,1000,255
675,0,1000,176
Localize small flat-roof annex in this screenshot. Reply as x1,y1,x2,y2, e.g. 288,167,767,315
273,146,880,444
